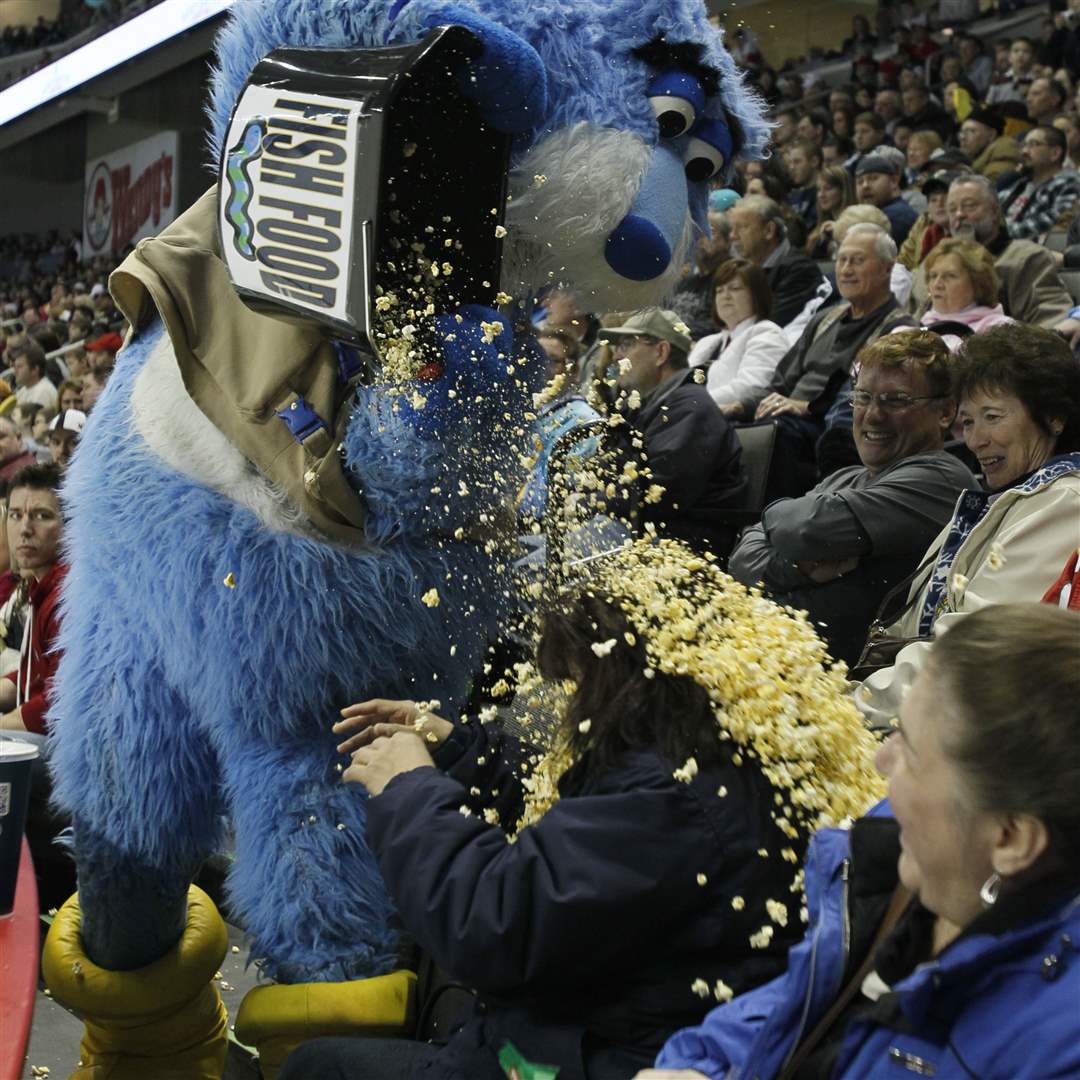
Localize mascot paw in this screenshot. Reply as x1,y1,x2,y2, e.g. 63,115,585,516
423,4,548,132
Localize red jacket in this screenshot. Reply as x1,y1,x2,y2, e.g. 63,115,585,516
5,561,66,735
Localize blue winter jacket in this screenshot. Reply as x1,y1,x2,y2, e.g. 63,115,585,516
656,812,1080,1079
365,719,804,1080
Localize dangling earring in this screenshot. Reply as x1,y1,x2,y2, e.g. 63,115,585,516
980,872,1001,907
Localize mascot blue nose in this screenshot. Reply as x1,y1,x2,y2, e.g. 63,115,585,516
605,144,688,282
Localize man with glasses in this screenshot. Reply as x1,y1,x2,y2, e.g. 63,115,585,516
998,125,1080,242
908,176,1075,335
730,331,973,666
598,309,745,558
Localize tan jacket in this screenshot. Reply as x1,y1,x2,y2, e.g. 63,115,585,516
111,187,369,547
972,135,1021,181
855,466,1080,729
908,234,1072,329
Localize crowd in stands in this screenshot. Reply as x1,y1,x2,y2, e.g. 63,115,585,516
0,0,170,90
3,2,1080,1078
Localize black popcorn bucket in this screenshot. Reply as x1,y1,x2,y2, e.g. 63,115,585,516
0,739,38,916
217,25,512,354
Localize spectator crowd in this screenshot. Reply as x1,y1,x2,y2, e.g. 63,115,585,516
3,1,1080,1079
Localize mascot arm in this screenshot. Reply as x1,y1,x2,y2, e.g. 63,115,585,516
345,305,534,544
394,2,548,133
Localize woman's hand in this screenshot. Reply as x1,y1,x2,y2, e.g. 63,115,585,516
343,730,436,796
334,699,453,756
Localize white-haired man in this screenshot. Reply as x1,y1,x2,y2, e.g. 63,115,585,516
752,224,917,498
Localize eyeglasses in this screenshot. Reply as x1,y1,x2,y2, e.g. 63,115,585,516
851,391,944,412
610,335,659,354
1023,139,1052,148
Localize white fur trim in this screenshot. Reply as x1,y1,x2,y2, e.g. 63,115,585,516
130,333,312,537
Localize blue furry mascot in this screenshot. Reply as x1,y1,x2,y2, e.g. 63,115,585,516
41,1,767,1076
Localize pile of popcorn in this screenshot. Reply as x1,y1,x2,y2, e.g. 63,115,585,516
510,537,885,903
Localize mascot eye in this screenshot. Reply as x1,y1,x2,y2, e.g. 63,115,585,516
646,71,705,140
683,117,733,182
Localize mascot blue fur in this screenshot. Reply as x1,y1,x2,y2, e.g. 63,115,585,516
42,1,767,1074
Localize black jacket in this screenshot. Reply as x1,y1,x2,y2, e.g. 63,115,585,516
620,369,745,557
366,720,804,1080
764,249,825,328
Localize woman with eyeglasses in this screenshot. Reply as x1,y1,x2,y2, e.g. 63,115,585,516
856,321,1080,729
687,259,790,420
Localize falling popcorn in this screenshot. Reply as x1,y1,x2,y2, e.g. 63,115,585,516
402,141,417,157
713,979,734,1003
421,588,440,608
533,173,548,186
578,719,592,733
223,572,237,589
696,872,708,886
691,977,710,999
749,925,775,949
673,756,698,783
590,638,617,657
496,291,513,305
618,357,632,374
952,572,969,593
673,320,690,335
693,368,706,384
731,896,745,911
494,224,508,238
766,899,789,927
987,542,1006,570
480,319,504,344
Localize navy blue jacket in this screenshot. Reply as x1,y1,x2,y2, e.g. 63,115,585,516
657,810,1080,1079
365,721,803,1080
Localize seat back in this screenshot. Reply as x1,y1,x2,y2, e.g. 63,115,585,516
728,422,778,526
1061,271,1080,304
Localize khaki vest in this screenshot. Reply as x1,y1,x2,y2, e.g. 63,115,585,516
111,186,369,547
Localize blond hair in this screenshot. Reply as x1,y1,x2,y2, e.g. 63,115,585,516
924,238,1001,308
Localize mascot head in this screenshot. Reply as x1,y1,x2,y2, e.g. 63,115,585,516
208,0,769,313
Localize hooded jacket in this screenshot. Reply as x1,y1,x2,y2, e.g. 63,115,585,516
656,812,1080,1079
4,561,66,734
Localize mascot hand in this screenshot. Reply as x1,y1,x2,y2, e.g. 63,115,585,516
397,304,516,440
423,4,548,133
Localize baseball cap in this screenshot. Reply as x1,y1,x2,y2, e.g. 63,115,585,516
48,409,87,436
84,332,124,354
598,308,693,354
967,105,1004,136
922,169,965,196
855,153,901,177
708,188,740,212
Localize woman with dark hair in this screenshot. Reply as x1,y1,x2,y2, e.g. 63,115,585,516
805,165,855,258
280,541,882,1080
645,603,1080,1080
856,321,1080,729
687,259,790,418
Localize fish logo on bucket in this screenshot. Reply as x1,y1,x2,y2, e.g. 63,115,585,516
218,85,360,324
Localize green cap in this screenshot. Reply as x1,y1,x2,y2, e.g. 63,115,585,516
598,307,692,354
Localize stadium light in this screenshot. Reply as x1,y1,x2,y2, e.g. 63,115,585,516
0,0,236,129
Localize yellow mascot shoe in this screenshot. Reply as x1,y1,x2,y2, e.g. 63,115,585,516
235,969,417,1080
42,886,229,1080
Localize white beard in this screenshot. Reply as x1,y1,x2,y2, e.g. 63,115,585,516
501,122,693,311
